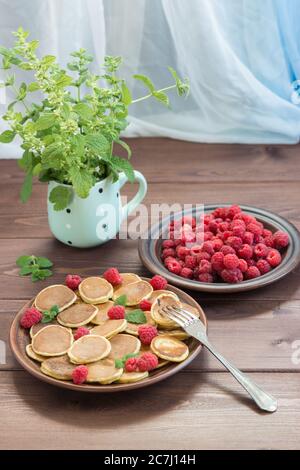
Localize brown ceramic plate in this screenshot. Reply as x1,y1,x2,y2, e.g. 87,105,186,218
10,279,207,392
139,204,300,293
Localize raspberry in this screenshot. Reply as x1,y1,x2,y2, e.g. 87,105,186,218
196,251,211,262
212,238,223,251
190,245,202,256
262,229,272,238
223,254,239,269
238,258,248,273
20,307,42,329
124,357,138,372
161,248,176,260
72,365,88,385
165,259,181,275
138,325,158,345
137,352,159,371
150,275,168,290
232,224,246,238
264,235,274,247
202,241,214,255
222,230,233,241
180,267,193,279
221,268,243,283
198,273,213,283
65,274,82,291
103,267,122,286
220,245,236,256
199,260,212,274
184,255,197,269
226,236,243,251
273,231,289,249
74,327,90,340
212,207,228,219
256,259,271,275
162,239,175,249
247,259,256,267
254,243,269,258
266,249,282,267
232,219,246,229
218,221,230,232
245,266,261,279
139,299,152,311
238,244,253,259
107,305,125,319
243,231,254,245
211,252,224,271
208,220,219,234
181,216,196,227
176,245,190,260
227,205,242,219
247,222,263,237
180,228,195,244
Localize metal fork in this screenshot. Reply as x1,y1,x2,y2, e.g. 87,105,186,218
160,304,278,413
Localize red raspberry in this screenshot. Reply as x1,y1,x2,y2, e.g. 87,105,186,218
203,231,213,241
245,266,261,279
196,251,211,262
232,219,246,229
190,245,202,256
107,305,125,319
211,252,224,272
223,254,239,269
243,231,254,245
137,352,159,371
247,222,263,237
264,235,274,247
165,259,182,275
180,267,193,279
178,259,185,267
198,273,214,283
74,327,90,340
173,238,182,246
220,245,236,255
218,221,230,232
20,307,42,329
163,256,176,267
221,268,243,283
182,216,196,227
212,207,228,219
262,229,272,238
103,267,122,286
184,255,197,269
256,259,271,275
161,247,176,260
247,259,256,267
180,229,195,244
124,357,138,372
240,213,256,225
232,224,246,238
162,239,175,249
138,325,158,345
212,238,223,251
226,236,243,251
65,274,82,291
150,275,168,290
238,244,253,259
254,243,269,258
199,260,212,274
72,365,88,385
222,230,233,241
273,231,289,249
238,258,248,273
139,299,152,311
202,241,214,255
266,249,282,267
208,220,219,234
227,205,242,219
176,245,190,260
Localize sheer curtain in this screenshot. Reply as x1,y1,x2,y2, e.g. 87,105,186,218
1,0,300,159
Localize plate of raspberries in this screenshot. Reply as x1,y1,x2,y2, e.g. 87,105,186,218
138,204,300,293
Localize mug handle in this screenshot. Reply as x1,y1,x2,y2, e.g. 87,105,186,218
119,170,147,221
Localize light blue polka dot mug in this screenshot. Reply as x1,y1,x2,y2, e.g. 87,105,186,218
47,171,147,248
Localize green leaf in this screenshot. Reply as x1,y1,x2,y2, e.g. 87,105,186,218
133,74,155,92
41,55,56,68
121,81,132,105
17,82,27,101
85,134,110,154
36,256,53,268
68,167,94,199
114,358,124,369
125,309,147,324
115,353,138,369
115,139,132,159
27,82,40,92
18,150,33,171
153,90,169,107
32,162,42,176
20,171,33,203
110,156,135,183
0,130,16,143
56,74,73,88
114,295,127,306
32,268,53,282
20,265,34,276
34,113,57,131
16,255,32,267
41,304,59,322
168,67,190,97
49,185,72,211
73,103,94,121
41,143,63,170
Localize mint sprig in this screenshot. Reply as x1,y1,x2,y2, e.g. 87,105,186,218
114,294,127,306
125,309,147,324
115,353,138,369
41,305,59,323
16,254,53,282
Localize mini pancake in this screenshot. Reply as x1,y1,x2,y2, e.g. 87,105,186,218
148,289,179,303
90,319,127,339
30,319,58,338
57,303,98,327
79,277,113,304
90,301,114,325
113,273,142,295
181,302,200,317
41,355,76,380
26,344,47,362
68,334,111,364
86,358,123,384
118,371,149,383
151,335,189,362
138,344,169,369
151,294,182,329
125,311,156,336
158,328,189,340
108,334,141,359
34,285,77,312
112,280,153,306
32,325,73,356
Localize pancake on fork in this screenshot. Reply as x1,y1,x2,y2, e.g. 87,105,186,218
151,335,189,362
86,358,123,384
34,285,77,312
112,280,153,306
91,319,127,339
32,325,73,356
150,294,182,329
41,355,76,380
79,277,113,304
57,303,98,327
68,334,111,364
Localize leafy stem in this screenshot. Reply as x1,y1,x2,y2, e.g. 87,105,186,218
131,84,177,104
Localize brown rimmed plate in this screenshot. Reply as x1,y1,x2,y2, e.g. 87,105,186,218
10,279,207,392
138,204,300,293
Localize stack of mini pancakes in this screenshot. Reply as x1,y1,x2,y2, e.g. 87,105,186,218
25,273,200,385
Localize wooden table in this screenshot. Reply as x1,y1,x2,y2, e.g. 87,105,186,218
0,138,300,450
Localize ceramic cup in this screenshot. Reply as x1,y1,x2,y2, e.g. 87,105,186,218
47,170,147,248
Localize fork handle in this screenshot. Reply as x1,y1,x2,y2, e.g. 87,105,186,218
199,337,277,413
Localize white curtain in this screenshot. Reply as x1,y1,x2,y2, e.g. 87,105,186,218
1,0,300,159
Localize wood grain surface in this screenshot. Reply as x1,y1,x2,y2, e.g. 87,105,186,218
0,138,299,450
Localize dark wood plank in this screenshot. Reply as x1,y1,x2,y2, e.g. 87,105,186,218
0,370,298,450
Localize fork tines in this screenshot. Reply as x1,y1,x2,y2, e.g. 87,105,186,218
160,305,198,327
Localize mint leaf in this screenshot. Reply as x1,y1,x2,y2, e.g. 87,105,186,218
125,309,146,324
16,255,32,267
27,82,40,92
153,91,169,107
168,67,190,97
85,134,110,154
68,167,94,199
31,268,52,282
20,171,33,203
115,358,124,369
49,185,72,211
41,305,59,323
121,82,132,105
114,295,127,306
34,113,57,131
110,156,135,182
36,256,53,268
133,74,155,92
20,265,34,276
0,130,15,143
73,103,94,120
